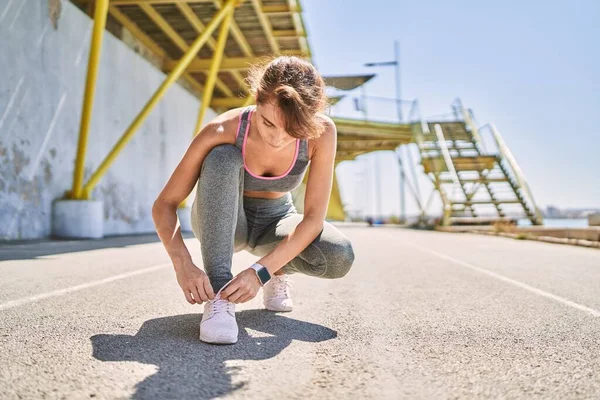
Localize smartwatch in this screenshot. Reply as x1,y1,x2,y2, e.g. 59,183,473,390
250,263,271,286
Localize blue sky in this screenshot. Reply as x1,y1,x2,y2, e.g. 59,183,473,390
301,0,599,216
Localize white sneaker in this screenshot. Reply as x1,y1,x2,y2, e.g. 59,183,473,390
199,298,238,344
263,274,293,312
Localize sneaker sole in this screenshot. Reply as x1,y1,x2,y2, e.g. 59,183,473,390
264,304,293,312
199,333,238,344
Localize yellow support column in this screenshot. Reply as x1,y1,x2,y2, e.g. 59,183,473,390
295,163,346,221
326,165,346,221
81,0,242,197
70,0,109,199
194,6,235,136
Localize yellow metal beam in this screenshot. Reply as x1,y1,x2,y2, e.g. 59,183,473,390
108,4,206,97
108,5,166,58
176,2,247,92
286,0,309,54
211,0,254,58
273,30,302,38
70,0,110,199
140,3,233,98
326,167,346,221
165,52,308,71
81,0,242,197
241,95,255,107
77,0,219,4
195,6,234,135
262,4,301,14
250,0,279,53
210,96,248,108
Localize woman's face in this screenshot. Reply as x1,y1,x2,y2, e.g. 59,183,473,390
254,102,297,149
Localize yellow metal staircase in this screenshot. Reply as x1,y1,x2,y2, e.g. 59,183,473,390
412,99,544,226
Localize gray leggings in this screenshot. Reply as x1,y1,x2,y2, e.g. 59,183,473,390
190,144,355,293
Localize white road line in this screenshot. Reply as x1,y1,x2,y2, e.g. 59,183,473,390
407,242,600,318
0,263,171,311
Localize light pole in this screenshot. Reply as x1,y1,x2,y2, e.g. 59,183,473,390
364,40,406,223
364,40,402,123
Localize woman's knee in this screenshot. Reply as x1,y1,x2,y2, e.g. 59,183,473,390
201,144,242,175
321,239,355,279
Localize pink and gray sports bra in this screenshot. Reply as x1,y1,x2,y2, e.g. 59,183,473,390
234,106,310,193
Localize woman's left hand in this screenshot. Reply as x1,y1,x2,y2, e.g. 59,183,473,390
220,268,262,304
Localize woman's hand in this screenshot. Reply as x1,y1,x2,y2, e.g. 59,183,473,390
174,260,215,305
220,268,261,304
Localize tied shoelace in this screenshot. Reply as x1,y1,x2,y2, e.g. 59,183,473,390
208,298,234,314
271,276,292,298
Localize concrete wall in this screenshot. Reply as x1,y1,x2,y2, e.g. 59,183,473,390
0,0,215,240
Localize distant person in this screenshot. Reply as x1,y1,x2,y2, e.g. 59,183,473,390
152,56,355,344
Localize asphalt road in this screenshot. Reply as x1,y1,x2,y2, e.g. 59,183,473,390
1,227,599,399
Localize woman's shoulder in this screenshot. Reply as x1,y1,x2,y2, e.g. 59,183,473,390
201,107,248,145
306,113,337,158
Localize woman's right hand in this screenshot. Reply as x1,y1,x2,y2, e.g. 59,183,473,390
174,260,215,305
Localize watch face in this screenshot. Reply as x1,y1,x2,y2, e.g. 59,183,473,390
256,267,271,284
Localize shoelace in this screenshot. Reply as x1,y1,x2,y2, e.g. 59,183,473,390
208,298,234,314
271,276,292,298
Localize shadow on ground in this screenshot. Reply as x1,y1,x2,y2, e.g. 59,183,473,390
0,232,195,261
91,310,336,399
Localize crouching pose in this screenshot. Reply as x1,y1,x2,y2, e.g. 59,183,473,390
152,56,355,344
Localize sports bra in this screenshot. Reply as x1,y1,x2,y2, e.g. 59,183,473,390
234,106,310,193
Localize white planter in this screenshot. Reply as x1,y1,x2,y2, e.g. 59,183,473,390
177,207,193,233
52,200,104,239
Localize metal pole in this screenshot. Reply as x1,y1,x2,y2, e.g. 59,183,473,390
394,40,405,222
375,155,382,221
360,84,368,120
71,0,109,199
194,6,235,136
394,40,402,123
396,148,406,223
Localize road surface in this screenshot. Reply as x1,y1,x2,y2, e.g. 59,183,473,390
1,226,599,399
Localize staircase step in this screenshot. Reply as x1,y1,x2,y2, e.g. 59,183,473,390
452,200,521,205
421,155,497,173
439,177,508,183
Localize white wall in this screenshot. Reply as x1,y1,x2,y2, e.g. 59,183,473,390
0,0,215,239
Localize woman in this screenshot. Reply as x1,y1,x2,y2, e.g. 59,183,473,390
152,56,355,345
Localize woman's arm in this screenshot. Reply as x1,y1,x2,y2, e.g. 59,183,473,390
221,117,337,303
152,111,236,303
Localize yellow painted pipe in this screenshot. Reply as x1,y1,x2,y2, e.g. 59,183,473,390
70,0,109,199
82,0,243,196
194,6,235,136
326,167,346,221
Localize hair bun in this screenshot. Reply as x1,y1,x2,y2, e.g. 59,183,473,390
274,85,301,103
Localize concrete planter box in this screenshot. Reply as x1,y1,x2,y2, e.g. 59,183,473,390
588,213,600,227
52,200,104,239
